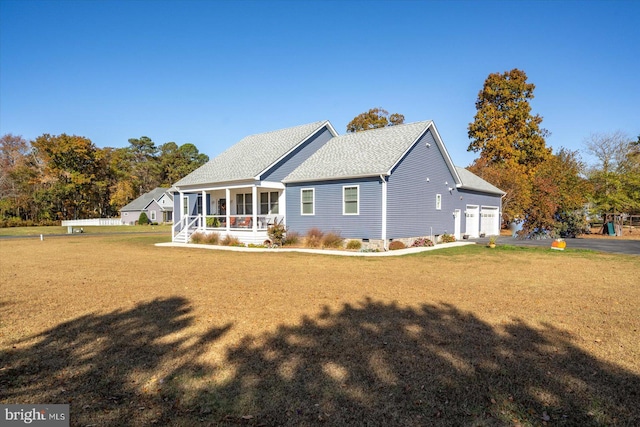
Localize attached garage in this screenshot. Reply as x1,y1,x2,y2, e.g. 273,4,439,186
465,205,480,238
480,206,500,236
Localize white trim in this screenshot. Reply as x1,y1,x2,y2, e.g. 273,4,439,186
252,186,258,232
342,185,359,215
436,193,442,210
283,172,389,184
300,188,315,215
380,175,387,249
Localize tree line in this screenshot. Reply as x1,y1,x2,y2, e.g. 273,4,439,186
2,70,637,234
0,134,208,225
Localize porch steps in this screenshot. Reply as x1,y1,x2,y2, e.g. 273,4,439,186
173,228,192,243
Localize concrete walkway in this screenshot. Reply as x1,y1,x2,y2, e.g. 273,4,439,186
155,241,475,256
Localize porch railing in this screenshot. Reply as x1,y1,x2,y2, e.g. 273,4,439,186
204,214,283,230
172,215,201,242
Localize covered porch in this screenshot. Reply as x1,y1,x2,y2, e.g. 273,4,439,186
173,182,284,244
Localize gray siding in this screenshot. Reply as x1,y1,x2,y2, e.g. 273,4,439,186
455,189,502,235
261,127,334,182
285,177,382,239
387,129,459,238
120,210,141,225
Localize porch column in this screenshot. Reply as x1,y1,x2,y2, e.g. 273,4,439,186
251,186,257,233
225,188,231,233
380,175,388,250
179,191,184,227
201,190,206,230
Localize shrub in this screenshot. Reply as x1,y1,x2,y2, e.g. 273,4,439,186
441,233,456,243
304,227,324,248
388,240,406,250
283,230,300,246
322,232,344,248
267,220,287,246
189,231,219,244
189,232,206,244
138,212,150,225
221,234,243,246
411,237,434,247
346,239,362,250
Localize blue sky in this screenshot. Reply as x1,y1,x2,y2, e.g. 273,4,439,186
1,0,638,167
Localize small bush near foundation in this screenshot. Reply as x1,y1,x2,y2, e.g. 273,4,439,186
190,232,220,244
389,240,406,250
322,232,344,248
346,239,362,250
283,231,300,246
441,233,456,243
138,212,149,225
411,237,434,247
267,220,287,246
190,232,206,244
221,235,243,246
305,228,324,248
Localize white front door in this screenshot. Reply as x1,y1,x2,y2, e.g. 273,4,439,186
465,205,480,238
454,209,461,240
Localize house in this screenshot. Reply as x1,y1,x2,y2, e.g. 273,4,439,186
120,187,174,225
172,120,504,248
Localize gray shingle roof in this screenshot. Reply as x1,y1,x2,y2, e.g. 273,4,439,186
121,188,171,211
283,121,434,183
455,166,506,195
175,121,330,187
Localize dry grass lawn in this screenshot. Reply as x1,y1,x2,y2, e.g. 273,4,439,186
1,234,639,426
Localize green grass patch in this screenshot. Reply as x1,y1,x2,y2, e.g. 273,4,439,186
0,224,170,236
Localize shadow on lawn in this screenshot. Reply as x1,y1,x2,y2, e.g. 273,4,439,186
1,297,638,426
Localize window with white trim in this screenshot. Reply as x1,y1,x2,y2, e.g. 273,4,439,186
301,188,314,215
436,193,442,210
236,193,253,215
343,186,359,215
183,196,188,216
150,210,156,221
260,191,279,215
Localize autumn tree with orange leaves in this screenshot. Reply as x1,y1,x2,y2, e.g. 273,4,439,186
468,69,590,237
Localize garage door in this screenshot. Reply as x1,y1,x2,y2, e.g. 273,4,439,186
465,205,479,238
480,207,500,236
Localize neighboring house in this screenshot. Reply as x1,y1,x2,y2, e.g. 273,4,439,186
120,187,174,225
172,120,505,247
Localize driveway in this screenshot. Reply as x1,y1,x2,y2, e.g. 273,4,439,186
473,236,640,256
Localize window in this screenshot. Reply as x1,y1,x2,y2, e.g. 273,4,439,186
183,196,188,216
260,191,279,215
343,186,359,215
236,193,253,215
196,195,203,214
150,210,156,221
301,188,314,215
436,193,442,210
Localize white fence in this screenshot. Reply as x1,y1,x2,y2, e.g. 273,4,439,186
61,218,124,233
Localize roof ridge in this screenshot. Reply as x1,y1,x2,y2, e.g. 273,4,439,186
242,120,327,139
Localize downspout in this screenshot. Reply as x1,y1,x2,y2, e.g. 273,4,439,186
380,175,388,250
